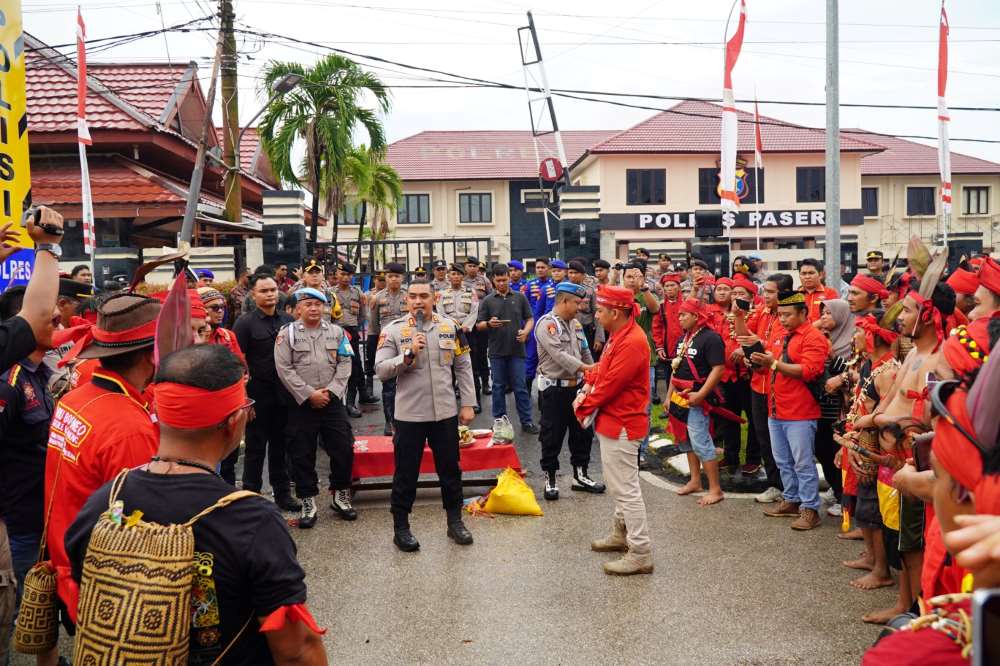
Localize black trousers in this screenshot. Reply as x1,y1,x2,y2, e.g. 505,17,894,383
342,325,364,395
287,398,355,497
720,379,760,468
240,400,291,494
382,377,396,425
814,418,843,501
365,332,378,380
750,391,783,490
391,416,463,519
469,329,489,393
539,385,593,472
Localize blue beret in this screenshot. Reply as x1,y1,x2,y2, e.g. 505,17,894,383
555,281,586,298
196,269,214,279
293,287,328,304
507,260,524,270
550,259,568,269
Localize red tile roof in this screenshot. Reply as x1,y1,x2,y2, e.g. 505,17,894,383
215,126,262,173
588,100,882,155
88,63,190,122
26,51,151,133
31,159,183,206
847,129,1000,175
387,130,618,181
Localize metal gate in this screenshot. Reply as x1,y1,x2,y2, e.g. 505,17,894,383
311,237,494,275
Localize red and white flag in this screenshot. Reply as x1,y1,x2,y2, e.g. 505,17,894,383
77,7,95,256
937,2,952,216
719,0,747,213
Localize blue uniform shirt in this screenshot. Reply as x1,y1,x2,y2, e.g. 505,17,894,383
525,277,556,321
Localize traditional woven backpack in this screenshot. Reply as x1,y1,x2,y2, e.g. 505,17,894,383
73,469,255,665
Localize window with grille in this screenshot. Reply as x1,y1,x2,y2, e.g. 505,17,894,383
397,194,430,224
906,187,936,216
796,167,825,202
963,186,989,215
459,193,492,223
861,187,878,217
626,169,666,205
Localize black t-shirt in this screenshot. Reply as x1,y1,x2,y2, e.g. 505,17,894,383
0,315,36,375
672,327,725,384
66,471,308,665
477,290,533,358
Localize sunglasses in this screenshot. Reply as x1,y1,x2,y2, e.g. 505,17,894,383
206,304,225,312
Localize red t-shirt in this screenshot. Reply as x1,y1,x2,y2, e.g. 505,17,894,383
651,298,682,360
763,321,830,421
577,318,651,440
208,326,245,363
748,307,781,394
804,286,839,323
44,369,158,619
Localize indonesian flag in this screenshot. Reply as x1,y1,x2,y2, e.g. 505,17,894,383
937,3,952,215
77,8,95,256
720,0,747,212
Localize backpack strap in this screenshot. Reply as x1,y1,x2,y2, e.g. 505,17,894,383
183,490,258,527
107,468,131,509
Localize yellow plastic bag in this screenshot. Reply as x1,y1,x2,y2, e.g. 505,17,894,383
482,468,543,516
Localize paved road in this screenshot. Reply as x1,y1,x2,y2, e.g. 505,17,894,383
290,389,890,665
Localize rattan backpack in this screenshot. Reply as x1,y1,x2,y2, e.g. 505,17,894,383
73,469,255,665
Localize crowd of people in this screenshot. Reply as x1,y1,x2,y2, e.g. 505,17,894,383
2,204,1000,662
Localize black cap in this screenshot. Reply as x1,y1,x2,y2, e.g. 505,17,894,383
465,256,479,265
339,262,356,274
593,259,611,269
449,263,465,273
432,259,447,269
385,262,405,275
59,278,95,300
304,258,323,273
568,260,586,273
690,258,709,270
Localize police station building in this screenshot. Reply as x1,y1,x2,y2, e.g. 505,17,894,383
386,100,999,271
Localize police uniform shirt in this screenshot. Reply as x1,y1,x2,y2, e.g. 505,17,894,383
0,358,54,535
431,278,450,294
463,274,493,301
371,288,407,336
274,320,354,404
333,284,365,328
574,282,598,328
535,312,593,381
437,286,479,331
374,313,476,422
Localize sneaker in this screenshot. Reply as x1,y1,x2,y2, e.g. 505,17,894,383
821,488,836,504
543,471,559,501
572,466,606,494
522,422,540,435
331,489,358,521
763,500,801,517
754,486,783,503
298,497,317,529
791,508,822,531
827,503,843,517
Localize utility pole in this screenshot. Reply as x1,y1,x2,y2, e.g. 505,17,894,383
220,0,241,223
179,19,224,246
824,0,842,291
519,11,572,259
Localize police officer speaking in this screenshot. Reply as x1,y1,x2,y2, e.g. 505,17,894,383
275,288,358,529
375,279,477,553
535,282,606,501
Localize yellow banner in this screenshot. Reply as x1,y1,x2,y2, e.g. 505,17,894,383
0,0,31,248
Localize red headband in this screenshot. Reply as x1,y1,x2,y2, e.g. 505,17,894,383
679,298,713,329
154,380,247,429
931,388,982,491
943,319,991,378
715,277,734,288
597,285,640,319
731,274,756,291
59,319,158,367
661,272,682,284
854,314,898,352
979,257,1000,296
188,290,206,320
906,291,945,351
974,475,1000,515
851,274,889,300
946,267,980,296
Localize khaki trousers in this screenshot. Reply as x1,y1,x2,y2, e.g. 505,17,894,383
598,430,651,554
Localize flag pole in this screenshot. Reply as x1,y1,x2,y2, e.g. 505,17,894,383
76,7,96,277
753,89,763,252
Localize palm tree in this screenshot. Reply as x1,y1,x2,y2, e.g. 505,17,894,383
345,146,402,267
258,54,390,247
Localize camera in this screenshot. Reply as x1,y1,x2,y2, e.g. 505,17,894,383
734,298,752,312
613,262,624,271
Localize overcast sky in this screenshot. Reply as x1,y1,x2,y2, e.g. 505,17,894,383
24,0,1000,163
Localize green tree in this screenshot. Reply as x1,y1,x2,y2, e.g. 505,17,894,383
259,54,390,247
341,146,402,267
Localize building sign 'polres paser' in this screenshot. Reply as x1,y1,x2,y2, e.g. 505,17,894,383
599,209,865,231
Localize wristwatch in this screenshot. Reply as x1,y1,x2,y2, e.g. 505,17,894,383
35,243,62,259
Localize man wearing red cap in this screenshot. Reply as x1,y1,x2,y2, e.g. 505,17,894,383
848,274,888,316
970,256,1000,321
42,292,161,638
65,345,328,664
652,272,682,391
946,265,980,317
575,285,653,576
